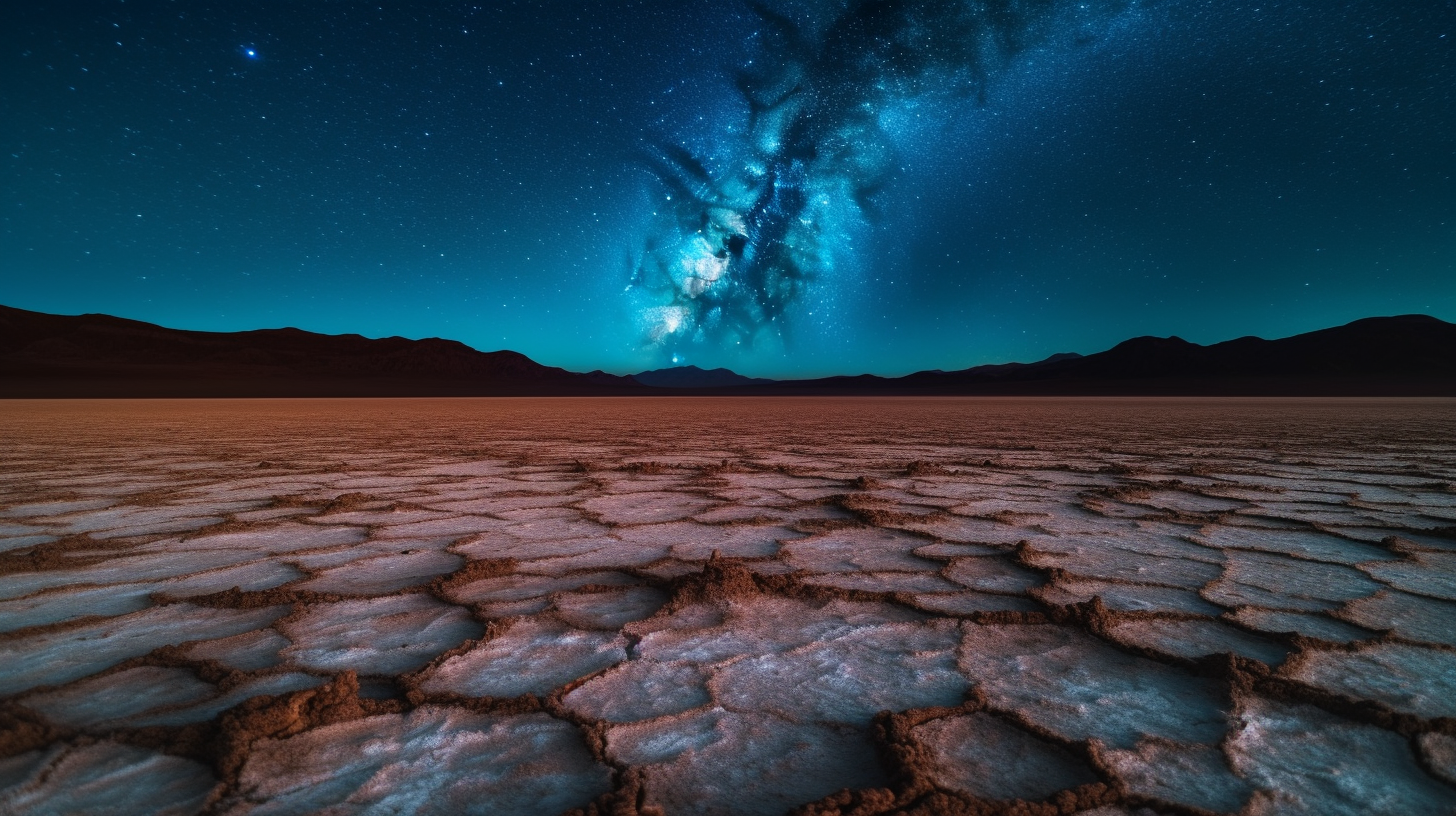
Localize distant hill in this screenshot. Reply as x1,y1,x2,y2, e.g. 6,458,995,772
745,315,1456,396
0,305,642,397
2,305,1452,397
632,365,775,388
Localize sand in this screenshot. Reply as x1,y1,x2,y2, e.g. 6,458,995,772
0,397,1454,815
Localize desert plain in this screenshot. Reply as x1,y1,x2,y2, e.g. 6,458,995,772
1,396,1454,815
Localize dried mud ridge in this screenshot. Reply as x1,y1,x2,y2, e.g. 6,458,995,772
1,399,1455,815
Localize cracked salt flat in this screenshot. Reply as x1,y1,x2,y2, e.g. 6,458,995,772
1,397,1454,815
420,618,627,698
280,594,483,675
0,742,215,816
914,712,1099,801
220,709,611,816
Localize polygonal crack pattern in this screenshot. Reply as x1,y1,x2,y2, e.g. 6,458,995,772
0,397,1454,815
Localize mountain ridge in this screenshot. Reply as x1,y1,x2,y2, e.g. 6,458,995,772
2,305,1452,397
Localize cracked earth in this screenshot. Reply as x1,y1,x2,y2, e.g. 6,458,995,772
1,397,1454,816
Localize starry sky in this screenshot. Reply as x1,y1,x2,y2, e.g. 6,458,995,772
2,1,1452,378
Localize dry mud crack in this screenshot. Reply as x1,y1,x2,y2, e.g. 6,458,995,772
1,397,1455,815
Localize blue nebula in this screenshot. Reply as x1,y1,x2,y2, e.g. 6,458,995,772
628,0,1132,363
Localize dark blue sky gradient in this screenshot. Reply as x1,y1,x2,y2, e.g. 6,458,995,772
2,1,1452,377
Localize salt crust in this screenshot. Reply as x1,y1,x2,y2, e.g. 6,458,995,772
959,624,1227,749
606,708,886,816
1283,643,1456,719
3,400,1456,814
0,604,286,696
1228,697,1456,815
0,742,215,816
221,708,610,815
914,712,1099,801
1102,738,1253,813
280,595,483,675
420,618,626,698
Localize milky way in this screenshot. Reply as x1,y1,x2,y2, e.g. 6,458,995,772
628,0,1132,358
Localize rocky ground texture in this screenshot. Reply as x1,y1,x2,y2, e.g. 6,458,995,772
1,397,1454,816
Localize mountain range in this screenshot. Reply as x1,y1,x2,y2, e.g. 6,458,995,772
1,304,1452,397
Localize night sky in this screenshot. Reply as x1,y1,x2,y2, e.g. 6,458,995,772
2,1,1452,378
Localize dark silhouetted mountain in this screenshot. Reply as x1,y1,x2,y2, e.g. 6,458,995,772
741,315,1456,395
632,365,775,388
0,305,642,397
2,306,1452,397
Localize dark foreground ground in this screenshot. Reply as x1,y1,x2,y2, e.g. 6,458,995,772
1,397,1454,815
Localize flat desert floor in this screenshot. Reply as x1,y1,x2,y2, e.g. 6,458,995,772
1,397,1454,816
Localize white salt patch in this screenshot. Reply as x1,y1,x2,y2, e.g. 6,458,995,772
581,491,717,525
912,542,1004,558
639,598,923,666
0,547,277,601
1229,697,1456,815
429,494,580,514
281,595,482,675
959,624,1227,749
1108,619,1290,666
898,514,1045,546
447,570,640,604
607,708,886,816
801,571,961,593
693,505,796,525
185,628,291,670
1195,525,1395,564
51,506,225,539
0,742,214,816
910,592,1042,615
1204,550,1381,611
372,515,510,539
1102,739,1253,813
613,520,799,560
944,557,1043,594
223,708,610,816
0,529,61,550
421,618,626,698
554,586,669,629
1340,590,1456,646
711,620,966,724
0,583,155,633
159,522,367,554
455,533,620,562
1229,609,1375,643
783,528,942,573
914,713,1098,801
22,666,215,728
0,604,285,696
516,540,670,575
158,559,304,596
298,550,462,595
1021,544,1222,590
1,498,116,518
495,506,579,522
481,597,554,617
129,672,324,727
1036,577,1223,614
308,507,452,527
1143,490,1249,513
1284,643,1456,718
564,661,711,722
1360,552,1456,601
